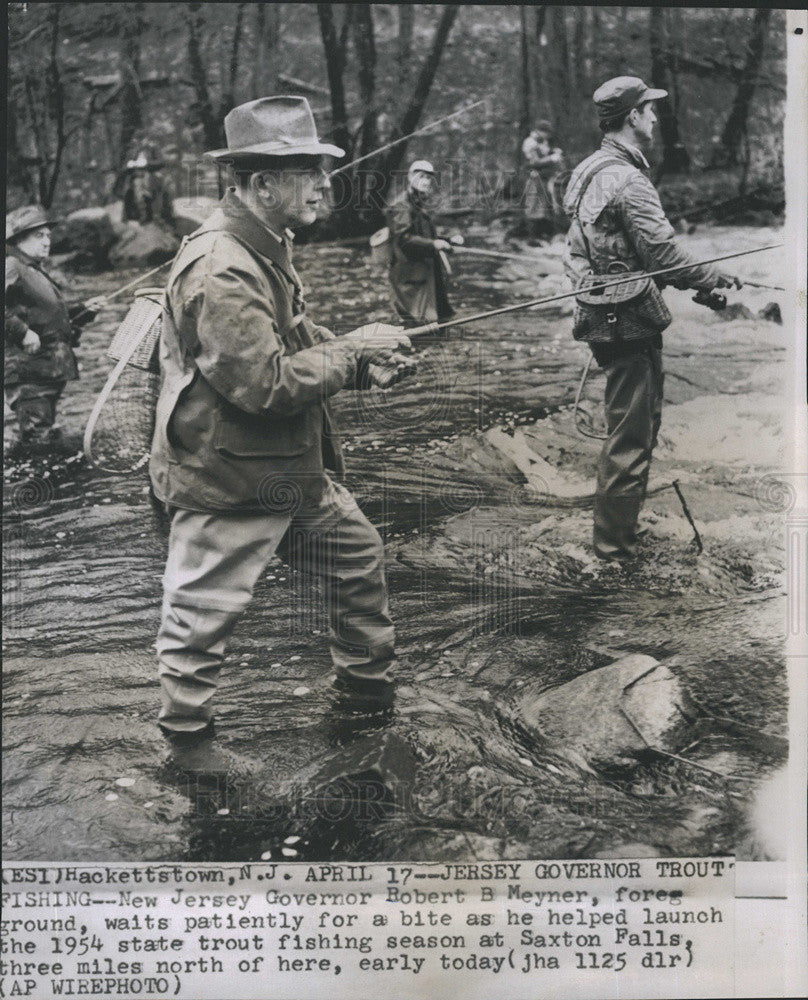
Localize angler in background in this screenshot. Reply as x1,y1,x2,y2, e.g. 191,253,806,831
521,122,566,244
117,150,176,229
4,206,99,455
563,77,741,563
385,159,458,327
150,97,414,777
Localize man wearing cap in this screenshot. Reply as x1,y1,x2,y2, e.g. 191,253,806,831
149,96,414,775
5,206,98,452
119,150,175,229
385,160,455,326
563,77,740,562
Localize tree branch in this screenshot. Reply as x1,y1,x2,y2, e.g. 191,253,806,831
384,4,460,176
317,3,351,154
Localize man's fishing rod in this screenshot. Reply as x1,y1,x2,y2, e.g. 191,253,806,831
453,245,551,264
402,244,782,341
329,100,486,178
71,259,172,325
369,243,782,388
741,279,785,291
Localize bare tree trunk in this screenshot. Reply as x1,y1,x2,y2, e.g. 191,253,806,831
185,2,223,149
251,3,281,98
546,7,571,142
317,3,352,155
220,2,246,117
573,6,587,94
518,6,531,143
351,5,380,219
649,7,690,176
352,5,378,157
118,3,143,169
396,5,415,110
43,4,66,207
384,4,460,177
711,9,772,166
588,6,600,86
531,6,548,121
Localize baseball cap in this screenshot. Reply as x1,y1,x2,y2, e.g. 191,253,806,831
593,76,668,123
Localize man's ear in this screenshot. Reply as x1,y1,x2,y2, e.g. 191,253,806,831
253,171,280,207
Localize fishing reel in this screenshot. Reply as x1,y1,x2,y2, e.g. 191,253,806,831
692,288,727,311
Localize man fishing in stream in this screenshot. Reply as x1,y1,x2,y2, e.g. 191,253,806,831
563,76,744,563
149,97,415,777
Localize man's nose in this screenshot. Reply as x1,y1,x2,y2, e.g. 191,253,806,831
315,170,330,191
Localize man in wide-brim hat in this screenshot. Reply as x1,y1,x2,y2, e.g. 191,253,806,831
119,149,175,227
150,96,415,776
5,205,98,451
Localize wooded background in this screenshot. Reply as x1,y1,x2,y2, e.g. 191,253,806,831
6,3,786,232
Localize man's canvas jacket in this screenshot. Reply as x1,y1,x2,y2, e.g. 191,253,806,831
563,136,722,294
149,190,360,512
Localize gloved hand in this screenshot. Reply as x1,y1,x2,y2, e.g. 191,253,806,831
22,328,41,355
433,239,453,253
449,234,465,247
714,273,743,290
343,323,412,367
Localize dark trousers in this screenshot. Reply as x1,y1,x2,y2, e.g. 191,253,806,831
590,338,664,561
5,382,65,444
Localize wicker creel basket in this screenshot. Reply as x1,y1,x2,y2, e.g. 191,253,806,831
83,288,164,474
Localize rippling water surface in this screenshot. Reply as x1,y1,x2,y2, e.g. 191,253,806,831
3,236,787,862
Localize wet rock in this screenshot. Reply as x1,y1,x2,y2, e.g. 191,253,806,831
52,208,118,268
758,302,783,325
308,731,417,818
485,427,591,500
516,654,697,771
715,302,756,322
109,222,180,267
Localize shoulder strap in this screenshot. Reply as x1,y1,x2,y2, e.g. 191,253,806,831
570,156,627,272
571,156,627,220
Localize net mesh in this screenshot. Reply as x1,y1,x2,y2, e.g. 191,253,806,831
84,290,163,473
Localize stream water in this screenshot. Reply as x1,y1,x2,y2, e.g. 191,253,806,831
2,230,788,862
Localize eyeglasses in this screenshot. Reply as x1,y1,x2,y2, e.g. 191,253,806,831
280,167,329,179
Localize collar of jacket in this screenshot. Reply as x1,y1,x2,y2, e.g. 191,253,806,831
5,244,63,289
407,188,428,212
210,189,297,273
600,136,650,172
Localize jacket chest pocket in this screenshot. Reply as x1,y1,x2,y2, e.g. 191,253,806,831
213,404,319,458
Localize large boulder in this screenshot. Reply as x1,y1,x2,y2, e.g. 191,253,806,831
109,222,180,267
51,207,118,269
516,654,696,771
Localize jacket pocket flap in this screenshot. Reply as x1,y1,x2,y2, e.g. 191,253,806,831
213,410,316,458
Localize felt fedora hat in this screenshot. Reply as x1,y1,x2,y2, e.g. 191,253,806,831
6,204,59,242
206,96,345,161
124,151,166,172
